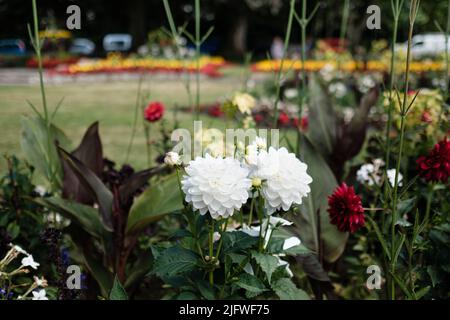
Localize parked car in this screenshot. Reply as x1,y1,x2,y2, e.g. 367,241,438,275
69,38,96,56
103,34,132,53
396,33,450,58
0,39,26,56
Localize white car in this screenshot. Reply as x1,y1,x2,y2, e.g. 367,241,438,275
103,34,132,52
69,38,95,56
396,33,450,58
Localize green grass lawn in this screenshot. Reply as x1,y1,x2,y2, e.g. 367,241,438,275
0,67,254,174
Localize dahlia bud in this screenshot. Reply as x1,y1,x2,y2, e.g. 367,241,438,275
164,151,181,167
252,177,262,188
213,231,221,243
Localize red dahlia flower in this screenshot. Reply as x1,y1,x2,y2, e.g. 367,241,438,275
327,183,365,233
416,137,450,183
144,102,164,122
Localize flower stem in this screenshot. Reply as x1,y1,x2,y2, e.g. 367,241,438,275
209,219,215,286
390,0,419,300
272,0,296,128
247,195,255,225
124,74,144,164
195,0,201,121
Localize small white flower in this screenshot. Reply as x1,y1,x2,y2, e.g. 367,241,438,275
32,289,48,300
250,147,312,214
283,88,298,99
373,158,385,171
33,276,48,288
342,107,354,124
283,236,301,250
356,164,380,186
34,185,47,196
182,154,252,219
10,244,28,255
244,144,258,165
387,169,403,187
164,151,181,167
253,136,267,151
329,82,347,98
233,92,256,115
21,255,39,270
213,232,221,243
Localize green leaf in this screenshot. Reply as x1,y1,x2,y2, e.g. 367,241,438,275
271,278,310,300
251,251,279,284
196,280,215,300
152,246,199,278
35,196,108,239
307,76,336,155
6,223,20,240
20,115,69,187
415,286,430,300
82,251,113,298
367,216,391,261
58,147,113,231
289,137,348,263
235,273,267,297
109,276,128,300
222,231,258,254
397,197,416,216
126,173,183,234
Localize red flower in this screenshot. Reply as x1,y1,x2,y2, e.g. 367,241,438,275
278,112,290,126
254,114,264,123
327,183,365,233
421,110,432,123
416,137,450,183
208,104,223,118
292,116,308,131
144,102,164,122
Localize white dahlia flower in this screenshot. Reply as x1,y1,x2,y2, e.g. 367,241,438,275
250,147,312,214
182,155,252,219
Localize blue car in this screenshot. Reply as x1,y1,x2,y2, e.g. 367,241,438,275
0,39,27,56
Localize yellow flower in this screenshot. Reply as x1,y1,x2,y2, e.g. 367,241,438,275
232,93,256,115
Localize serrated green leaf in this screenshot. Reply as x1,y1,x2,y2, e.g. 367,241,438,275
152,246,199,277
271,278,310,300
222,231,258,254
251,251,279,284
235,273,267,297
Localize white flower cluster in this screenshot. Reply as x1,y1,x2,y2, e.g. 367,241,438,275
3,244,48,300
356,159,403,187
180,137,313,219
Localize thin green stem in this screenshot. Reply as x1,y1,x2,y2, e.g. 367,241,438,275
195,0,201,121
124,74,144,164
209,219,215,286
272,0,296,128
214,218,228,260
247,195,255,225
390,0,419,300
296,0,308,157
32,0,48,122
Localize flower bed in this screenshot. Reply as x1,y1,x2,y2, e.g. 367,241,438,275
54,56,227,78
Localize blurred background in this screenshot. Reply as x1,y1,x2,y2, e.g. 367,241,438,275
1,0,449,60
